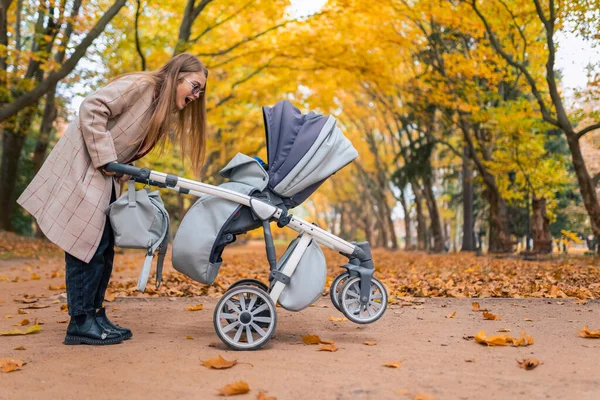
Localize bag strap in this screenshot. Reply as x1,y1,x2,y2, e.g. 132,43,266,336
127,180,136,208
136,207,170,292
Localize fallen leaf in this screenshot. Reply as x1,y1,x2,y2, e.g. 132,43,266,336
329,315,348,322
208,342,218,347
445,311,456,318
557,302,565,305
201,354,237,369
13,298,37,304
302,334,321,345
383,362,401,368
0,323,42,336
483,311,501,321
464,359,474,363
218,380,249,396
472,302,480,311
363,341,377,346
579,326,600,338
524,318,533,321
51,300,60,304
186,336,193,340
517,358,540,370
104,292,116,302
13,319,30,326
49,284,66,291
319,344,338,352
3,315,13,319
17,309,29,315
56,319,68,324
414,393,436,400
257,392,277,400
59,304,68,312
497,328,511,332
475,329,533,347
20,304,50,309
187,304,203,311
31,273,41,280
0,359,25,373
14,346,25,351
112,307,120,311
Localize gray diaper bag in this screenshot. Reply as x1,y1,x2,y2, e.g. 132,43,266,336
108,180,170,292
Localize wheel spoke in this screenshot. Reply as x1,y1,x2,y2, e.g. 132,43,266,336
251,304,269,315
369,301,383,311
246,326,254,344
222,320,240,333
253,316,272,323
238,295,247,311
371,293,383,300
220,313,238,320
233,325,244,342
226,300,241,314
248,294,258,311
347,289,360,298
366,304,374,317
250,322,267,337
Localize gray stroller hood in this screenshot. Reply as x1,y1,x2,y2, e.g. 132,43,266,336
172,101,357,288
264,100,358,207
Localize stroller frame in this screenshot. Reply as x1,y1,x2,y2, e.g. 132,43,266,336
106,163,388,350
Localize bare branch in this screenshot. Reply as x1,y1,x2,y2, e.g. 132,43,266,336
135,0,146,70
577,122,600,139
0,0,127,122
190,0,255,43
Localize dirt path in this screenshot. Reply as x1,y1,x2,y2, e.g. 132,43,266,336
1,255,600,400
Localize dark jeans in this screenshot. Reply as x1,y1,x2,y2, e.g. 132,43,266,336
65,185,116,317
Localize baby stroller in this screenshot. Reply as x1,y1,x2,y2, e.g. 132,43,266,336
106,100,388,350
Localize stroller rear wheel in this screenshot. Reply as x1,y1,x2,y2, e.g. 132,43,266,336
227,278,269,293
339,276,387,324
213,285,277,350
329,272,351,312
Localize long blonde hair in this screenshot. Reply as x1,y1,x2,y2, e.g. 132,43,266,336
116,53,208,173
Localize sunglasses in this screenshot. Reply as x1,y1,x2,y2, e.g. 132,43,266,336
183,77,204,97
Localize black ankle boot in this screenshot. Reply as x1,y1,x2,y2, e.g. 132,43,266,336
64,312,123,345
95,307,132,340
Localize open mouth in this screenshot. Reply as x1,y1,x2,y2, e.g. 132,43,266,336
184,96,193,106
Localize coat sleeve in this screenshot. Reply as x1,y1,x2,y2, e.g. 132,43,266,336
78,76,151,169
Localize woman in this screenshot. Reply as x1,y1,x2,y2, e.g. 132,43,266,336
17,53,208,345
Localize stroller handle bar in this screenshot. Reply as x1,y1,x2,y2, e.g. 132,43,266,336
104,162,359,257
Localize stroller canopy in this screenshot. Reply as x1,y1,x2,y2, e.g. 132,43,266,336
263,100,358,205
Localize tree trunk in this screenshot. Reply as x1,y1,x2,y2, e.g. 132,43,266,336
413,183,426,250
399,188,413,250
32,88,57,173
0,128,26,231
461,146,476,251
531,197,552,254
422,175,445,252
484,187,511,253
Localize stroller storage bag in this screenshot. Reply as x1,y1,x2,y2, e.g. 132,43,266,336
274,235,326,311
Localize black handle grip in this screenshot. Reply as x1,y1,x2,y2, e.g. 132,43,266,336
104,163,151,180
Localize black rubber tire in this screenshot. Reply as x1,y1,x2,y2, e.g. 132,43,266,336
329,272,350,312
228,278,269,293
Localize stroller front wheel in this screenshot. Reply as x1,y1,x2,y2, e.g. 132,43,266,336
213,285,277,350
330,272,351,312
227,278,269,293
339,276,388,324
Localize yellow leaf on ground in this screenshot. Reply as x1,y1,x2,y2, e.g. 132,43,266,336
302,334,321,345
517,358,540,370
59,304,68,312
0,359,25,373
363,341,377,346
14,346,25,350
319,344,338,352
218,380,249,396
13,319,29,326
187,304,203,311
4,315,13,319
31,273,41,280
186,336,193,340
497,328,511,332
414,393,437,400
201,354,237,369
0,323,42,336
472,302,480,311
13,298,37,304
56,319,68,324
17,309,29,315
579,326,600,338
49,284,66,291
21,304,50,309
524,318,533,321
329,315,347,322
105,292,116,302
383,362,401,368
475,329,533,347
483,311,501,320
257,392,277,400
445,311,456,318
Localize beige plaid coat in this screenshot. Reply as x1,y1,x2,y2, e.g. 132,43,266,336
17,74,155,263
